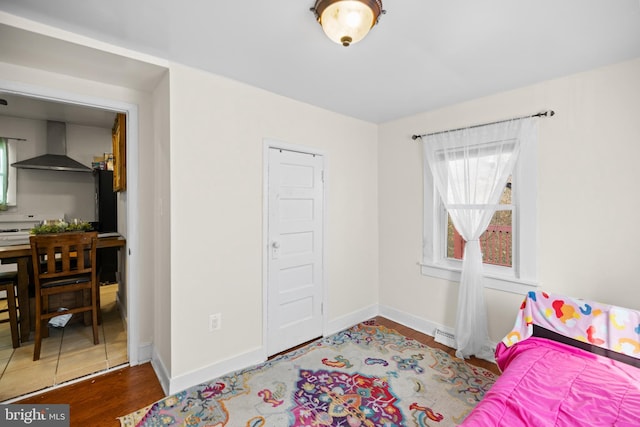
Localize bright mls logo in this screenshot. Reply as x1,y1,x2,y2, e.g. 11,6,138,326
1,405,69,426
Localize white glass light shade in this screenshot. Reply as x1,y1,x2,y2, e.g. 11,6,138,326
315,0,381,47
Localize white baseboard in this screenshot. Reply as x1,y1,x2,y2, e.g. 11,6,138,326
151,351,171,396
167,347,265,395
378,304,445,338
143,306,378,396
325,303,378,336
146,303,497,396
137,341,153,363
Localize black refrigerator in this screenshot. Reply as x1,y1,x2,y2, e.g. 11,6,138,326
94,169,118,283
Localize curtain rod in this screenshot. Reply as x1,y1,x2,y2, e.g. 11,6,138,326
411,110,555,141
0,136,27,141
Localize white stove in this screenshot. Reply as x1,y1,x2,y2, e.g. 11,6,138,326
0,213,64,246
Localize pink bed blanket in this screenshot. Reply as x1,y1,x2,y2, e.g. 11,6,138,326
461,337,640,426
461,291,640,426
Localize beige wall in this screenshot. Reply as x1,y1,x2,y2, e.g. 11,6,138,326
151,71,172,385
378,57,640,344
168,63,379,380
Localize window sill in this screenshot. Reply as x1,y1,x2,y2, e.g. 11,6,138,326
420,262,538,295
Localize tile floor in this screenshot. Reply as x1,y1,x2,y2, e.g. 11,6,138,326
0,284,128,401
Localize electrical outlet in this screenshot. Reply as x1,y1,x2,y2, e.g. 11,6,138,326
209,313,222,331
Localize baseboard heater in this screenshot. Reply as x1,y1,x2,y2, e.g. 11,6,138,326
434,329,457,348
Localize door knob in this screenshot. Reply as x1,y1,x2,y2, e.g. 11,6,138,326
272,241,280,249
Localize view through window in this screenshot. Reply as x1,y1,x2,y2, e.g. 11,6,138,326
446,176,513,267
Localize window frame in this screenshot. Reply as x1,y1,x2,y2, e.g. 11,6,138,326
0,140,17,206
421,131,538,295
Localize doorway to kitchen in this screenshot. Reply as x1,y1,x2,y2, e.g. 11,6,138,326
0,81,140,401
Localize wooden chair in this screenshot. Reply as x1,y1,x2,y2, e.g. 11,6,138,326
30,231,99,361
0,271,20,349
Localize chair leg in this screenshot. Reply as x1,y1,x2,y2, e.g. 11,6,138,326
42,295,50,339
1,283,20,349
81,289,90,326
91,285,99,345
97,283,102,325
33,295,42,361
92,311,99,345
6,284,19,349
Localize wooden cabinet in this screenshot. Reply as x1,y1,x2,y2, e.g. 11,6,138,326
112,113,126,192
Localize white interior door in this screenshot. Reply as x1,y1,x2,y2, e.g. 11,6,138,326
267,147,324,356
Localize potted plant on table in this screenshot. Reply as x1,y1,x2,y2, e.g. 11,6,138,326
30,219,93,235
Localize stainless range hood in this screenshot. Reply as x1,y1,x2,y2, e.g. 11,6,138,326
11,120,92,173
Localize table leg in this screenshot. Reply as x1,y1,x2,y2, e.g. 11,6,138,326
17,257,31,342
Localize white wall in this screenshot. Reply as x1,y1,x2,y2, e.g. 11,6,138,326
151,70,172,387
0,116,111,219
378,57,640,344
168,63,379,383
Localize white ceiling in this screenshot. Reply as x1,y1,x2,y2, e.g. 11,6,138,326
0,0,639,124
0,91,118,128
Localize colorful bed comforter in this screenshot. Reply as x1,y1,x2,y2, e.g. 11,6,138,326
461,337,640,426
501,291,640,358
461,292,640,426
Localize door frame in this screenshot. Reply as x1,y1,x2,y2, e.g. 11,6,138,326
262,138,328,359
0,78,141,365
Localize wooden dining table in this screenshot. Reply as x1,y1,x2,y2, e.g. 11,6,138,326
0,235,126,343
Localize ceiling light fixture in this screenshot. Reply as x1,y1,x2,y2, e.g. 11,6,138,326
311,0,385,47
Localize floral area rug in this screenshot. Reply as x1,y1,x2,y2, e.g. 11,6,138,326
119,320,497,426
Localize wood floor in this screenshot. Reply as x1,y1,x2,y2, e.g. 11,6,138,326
15,316,500,426
16,362,164,427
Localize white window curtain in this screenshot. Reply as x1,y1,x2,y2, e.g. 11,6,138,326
423,118,536,359
0,138,8,210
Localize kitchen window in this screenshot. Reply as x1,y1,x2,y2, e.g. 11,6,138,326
0,138,17,207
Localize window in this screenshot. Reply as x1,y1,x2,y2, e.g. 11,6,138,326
447,179,512,267
421,131,538,295
0,139,17,207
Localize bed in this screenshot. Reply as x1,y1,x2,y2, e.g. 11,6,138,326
461,291,640,426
